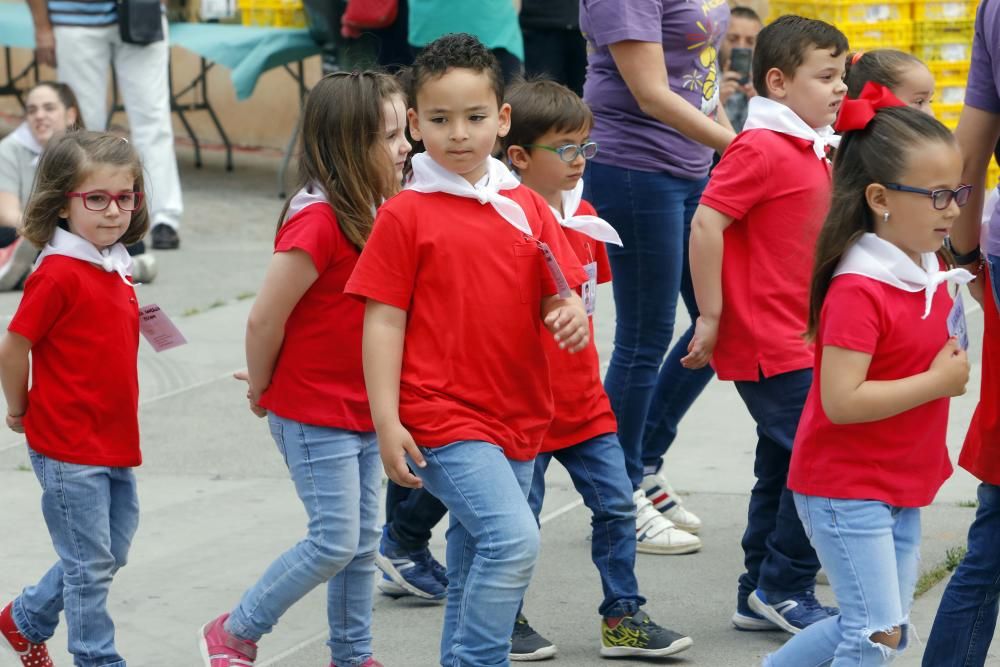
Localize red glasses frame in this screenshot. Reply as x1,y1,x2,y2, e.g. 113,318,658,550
66,190,144,212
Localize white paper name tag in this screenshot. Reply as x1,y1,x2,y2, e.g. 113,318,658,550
581,262,598,317
139,303,188,352
947,292,968,350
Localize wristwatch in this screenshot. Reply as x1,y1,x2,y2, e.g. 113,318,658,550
945,237,982,266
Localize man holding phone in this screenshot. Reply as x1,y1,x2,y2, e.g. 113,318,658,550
719,6,763,132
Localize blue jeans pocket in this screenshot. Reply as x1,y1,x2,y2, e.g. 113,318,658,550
987,254,1000,312
268,418,289,466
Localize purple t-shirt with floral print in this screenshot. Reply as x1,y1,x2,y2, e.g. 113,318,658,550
580,0,730,180
966,0,1000,254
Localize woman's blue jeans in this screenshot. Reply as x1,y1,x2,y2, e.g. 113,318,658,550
226,415,381,667
585,162,715,488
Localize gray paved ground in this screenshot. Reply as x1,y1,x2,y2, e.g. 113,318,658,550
0,145,996,667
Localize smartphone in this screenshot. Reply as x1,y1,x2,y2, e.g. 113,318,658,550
729,47,752,85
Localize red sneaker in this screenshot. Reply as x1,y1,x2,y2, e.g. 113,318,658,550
199,614,257,667
0,602,54,667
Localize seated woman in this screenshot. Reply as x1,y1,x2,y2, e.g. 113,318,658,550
0,81,156,288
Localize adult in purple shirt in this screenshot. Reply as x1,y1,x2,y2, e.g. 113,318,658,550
923,0,1000,664
579,0,734,555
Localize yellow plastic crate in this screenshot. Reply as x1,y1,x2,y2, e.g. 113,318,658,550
914,19,975,43
237,0,305,27
988,159,1000,189
932,102,962,129
927,59,971,81
936,77,966,105
916,41,973,62
915,0,978,20
770,0,911,23
840,20,913,50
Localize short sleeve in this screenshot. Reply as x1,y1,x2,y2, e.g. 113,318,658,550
819,277,883,355
344,208,417,310
700,136,768,220
580,0,664,46
533,194,589,294
8,272,67,344
275,204,338,274
0,138,23,199
965,0,1000,113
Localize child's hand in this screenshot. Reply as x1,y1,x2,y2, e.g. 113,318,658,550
378,422,426,488
930,337,970,397
5,413,23,433
233,370,267,418
681,316,719,369
544,302,589,353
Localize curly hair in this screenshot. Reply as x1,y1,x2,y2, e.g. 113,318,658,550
409,33,504,109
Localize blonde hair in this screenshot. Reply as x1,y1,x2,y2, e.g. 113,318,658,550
21,131,149,248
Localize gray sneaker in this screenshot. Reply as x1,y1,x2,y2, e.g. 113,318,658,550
510,614,557,661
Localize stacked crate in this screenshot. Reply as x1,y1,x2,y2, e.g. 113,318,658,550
236,0,306,27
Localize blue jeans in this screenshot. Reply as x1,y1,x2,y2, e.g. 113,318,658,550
385,481,448,552
766,495,920,666
584,162,715,488
227,415,381,667
734,370,820,602
409,441,539,667
526,433,644,618
13,448,139,667
988,253,1000,312
923,483,1000,666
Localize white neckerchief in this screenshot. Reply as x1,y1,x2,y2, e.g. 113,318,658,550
10,122,44,166
407,153,531,235
551,180,622,246
742,96,840,160
285,181,379,221
834,233,974,319
34,227,135,287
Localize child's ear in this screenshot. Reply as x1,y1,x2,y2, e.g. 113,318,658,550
507,145,530,171
407,107,422,141
497,102,512,138
865,182,889,218
765,67,789,99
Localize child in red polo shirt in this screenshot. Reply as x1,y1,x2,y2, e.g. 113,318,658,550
0,131,150,667
767,96,972,667
683,16,847,634
198,72,410,667
501,79,696,661
345,35,588,667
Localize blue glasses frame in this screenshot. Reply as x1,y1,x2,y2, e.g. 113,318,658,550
884,183,972,210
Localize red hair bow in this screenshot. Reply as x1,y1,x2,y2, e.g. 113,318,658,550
834,82,907,133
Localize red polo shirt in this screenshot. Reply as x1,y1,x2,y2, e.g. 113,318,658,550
259,202,373,431
788,274,954,507
542,199,617,452
959,262,1000,483
9,256,141,467
700,128,832,381
345,184,587,460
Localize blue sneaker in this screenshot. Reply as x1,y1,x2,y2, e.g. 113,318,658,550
748,589,834,634
374,526,446,600
732,596,780,631
415,547,448,588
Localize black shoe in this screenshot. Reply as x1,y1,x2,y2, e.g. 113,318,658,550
510,614,557,661
600,610,693,657
151,223,180,250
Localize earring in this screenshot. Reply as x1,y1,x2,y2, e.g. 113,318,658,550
883,211,890,223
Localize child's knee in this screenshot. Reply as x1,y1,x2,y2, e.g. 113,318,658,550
865,622,909,656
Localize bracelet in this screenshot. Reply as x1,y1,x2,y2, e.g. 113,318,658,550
945,238,982,266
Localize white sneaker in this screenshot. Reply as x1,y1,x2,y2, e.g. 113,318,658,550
130,253,158,284
633,490,701,555
640,470,703,534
